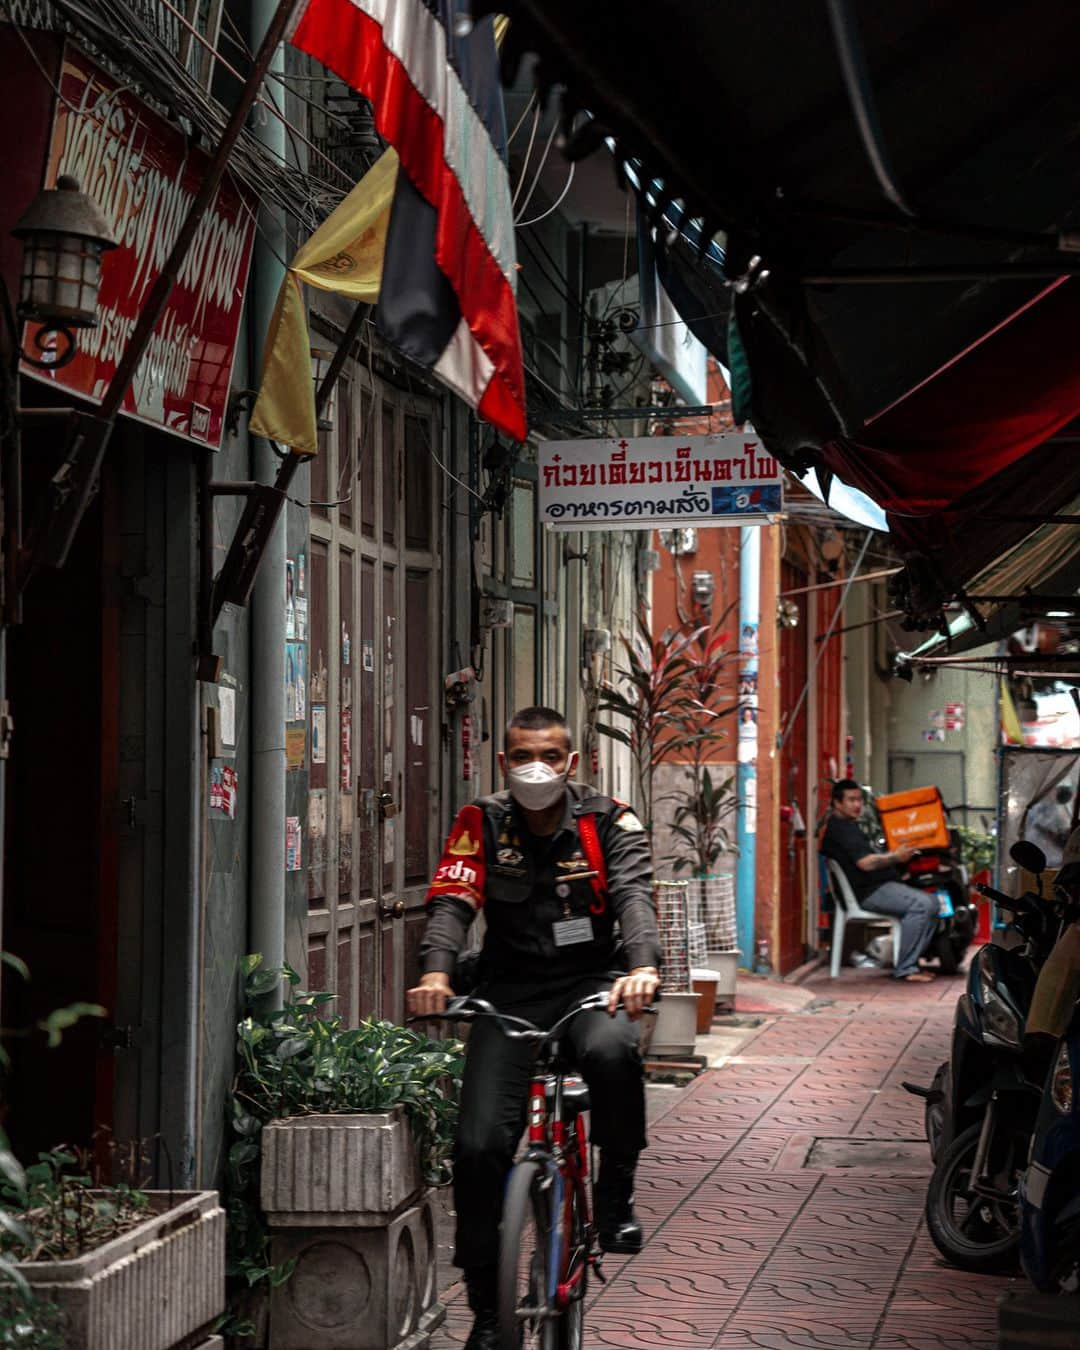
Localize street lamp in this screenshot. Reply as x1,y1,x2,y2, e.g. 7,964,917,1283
9,174,117,369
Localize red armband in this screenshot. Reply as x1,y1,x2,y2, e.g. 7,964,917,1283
426,804,486,910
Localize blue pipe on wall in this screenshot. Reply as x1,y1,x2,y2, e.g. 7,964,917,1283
736,525,760,965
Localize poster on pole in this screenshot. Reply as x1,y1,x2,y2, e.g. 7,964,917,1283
538,433,783,531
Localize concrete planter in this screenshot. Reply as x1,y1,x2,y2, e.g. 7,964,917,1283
262,1110,443,1350
648,991,700,1057
261,1108,422,1227
17,1189,224,1350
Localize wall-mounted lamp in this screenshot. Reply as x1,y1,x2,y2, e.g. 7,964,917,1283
10,175,117,369
310,346,336,430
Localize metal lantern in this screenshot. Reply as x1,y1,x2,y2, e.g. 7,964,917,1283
310,346,336,430
12,174,117,329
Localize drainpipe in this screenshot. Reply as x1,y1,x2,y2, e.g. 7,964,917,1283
249,0,287,992
736,526,760,965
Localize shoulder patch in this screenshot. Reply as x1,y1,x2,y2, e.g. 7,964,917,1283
615,810,645,833
446,804,483,856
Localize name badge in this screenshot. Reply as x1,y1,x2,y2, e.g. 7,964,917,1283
552,916,594,947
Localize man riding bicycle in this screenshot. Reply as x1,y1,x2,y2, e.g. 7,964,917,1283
406,706,661,1350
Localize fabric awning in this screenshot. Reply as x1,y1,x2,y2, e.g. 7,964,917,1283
482,1,1080,607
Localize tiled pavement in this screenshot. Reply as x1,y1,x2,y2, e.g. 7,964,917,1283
430,966,1022,1349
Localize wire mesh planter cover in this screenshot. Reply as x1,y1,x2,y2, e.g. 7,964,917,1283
691,873,737,955
654,879,691,992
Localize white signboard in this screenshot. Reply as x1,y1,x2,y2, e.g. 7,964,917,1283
538,433,783,531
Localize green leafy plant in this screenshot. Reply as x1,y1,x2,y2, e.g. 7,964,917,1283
954,825,996,876
221,955,464,1335
665,765,736,876
656,624,737,876
0,955,109,1346
596,608,717,831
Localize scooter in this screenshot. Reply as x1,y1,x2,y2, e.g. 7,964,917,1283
897,828,978,975
913,842,1059,1271
1018,841,1080,1293
904,840,1052,1165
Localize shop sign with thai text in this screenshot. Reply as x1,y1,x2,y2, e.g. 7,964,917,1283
538,433,784,531
22,46,256,449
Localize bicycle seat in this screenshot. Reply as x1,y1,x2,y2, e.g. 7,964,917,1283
547,1075,591,1119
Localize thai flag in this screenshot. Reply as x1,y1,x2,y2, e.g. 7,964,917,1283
290,0,527,441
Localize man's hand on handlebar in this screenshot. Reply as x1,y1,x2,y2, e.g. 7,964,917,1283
406,972,453,1018
608,966,661,1019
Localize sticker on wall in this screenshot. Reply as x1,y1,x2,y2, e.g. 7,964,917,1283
311,705,327,764
298,552,306,596
285,815,302,871
339,794,354,877
296,596,308,642
930,709,945,729
743,770,757,835
945,701,965,730
342,621,351,666
286,642,307,722
362,639,374,673
923,728,946,743
210,765,238,819
285,558,296,640
341,706,353,792
310,651,329,704
219,686,236,753
286,725,306,771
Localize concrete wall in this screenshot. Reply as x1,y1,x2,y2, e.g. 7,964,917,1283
844,580,998,829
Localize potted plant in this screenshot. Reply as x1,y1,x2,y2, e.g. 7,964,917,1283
0,955,224,1350
597,610,736,1051
223,956,464,1350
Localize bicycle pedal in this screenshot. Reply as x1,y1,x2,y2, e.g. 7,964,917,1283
591,1256,608,1284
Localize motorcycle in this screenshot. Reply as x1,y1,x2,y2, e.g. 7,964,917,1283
1018,839,1080,1293
869,787,979,975
896,828,978,975
912,841,1060,1271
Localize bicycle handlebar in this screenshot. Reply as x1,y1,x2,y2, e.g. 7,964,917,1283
407,991,657,1044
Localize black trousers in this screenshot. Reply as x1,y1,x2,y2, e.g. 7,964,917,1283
452,973,646,1270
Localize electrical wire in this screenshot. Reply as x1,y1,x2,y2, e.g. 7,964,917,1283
513,114,558,224
515,161,575,229
506,90,538,147
511,103,541,211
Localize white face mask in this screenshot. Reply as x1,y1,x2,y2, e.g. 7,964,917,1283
507,760,568,812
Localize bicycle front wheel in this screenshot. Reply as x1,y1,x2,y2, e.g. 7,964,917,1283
499,1159,558,1350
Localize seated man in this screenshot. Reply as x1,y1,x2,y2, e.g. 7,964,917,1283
821,779,938,982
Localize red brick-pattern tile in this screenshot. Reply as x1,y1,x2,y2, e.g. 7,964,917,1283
430,966,1006,1350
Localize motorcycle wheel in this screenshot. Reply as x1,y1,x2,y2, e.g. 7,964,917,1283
926,1062,948,1163
926,1122,1021,1272
931,929,960,976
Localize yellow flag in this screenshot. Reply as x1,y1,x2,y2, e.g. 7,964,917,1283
1000,678,1024,745
249,148,399,456
250,17,508,454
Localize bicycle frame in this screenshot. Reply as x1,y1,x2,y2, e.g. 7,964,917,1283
524,1063,595,1312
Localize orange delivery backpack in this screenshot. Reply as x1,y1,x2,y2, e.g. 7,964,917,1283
874,786,950,852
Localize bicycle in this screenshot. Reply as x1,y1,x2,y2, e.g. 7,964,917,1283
413,991,655,1350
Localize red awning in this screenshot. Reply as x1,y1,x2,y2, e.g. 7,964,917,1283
821,278,1080,516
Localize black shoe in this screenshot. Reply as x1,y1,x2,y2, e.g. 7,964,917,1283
464,1309,500,1350
595,1155,643,1254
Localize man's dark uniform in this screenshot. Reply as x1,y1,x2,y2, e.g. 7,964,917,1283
420,781,659,1271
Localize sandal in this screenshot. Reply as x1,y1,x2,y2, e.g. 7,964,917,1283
897,971,936,983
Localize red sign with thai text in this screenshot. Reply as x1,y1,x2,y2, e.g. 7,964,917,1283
22,46,255,449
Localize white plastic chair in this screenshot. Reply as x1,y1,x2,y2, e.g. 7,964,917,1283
825,858,904,979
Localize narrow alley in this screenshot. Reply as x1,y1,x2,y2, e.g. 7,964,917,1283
434,969,1018,1350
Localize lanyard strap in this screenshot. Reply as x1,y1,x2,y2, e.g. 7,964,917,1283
577,813,608,915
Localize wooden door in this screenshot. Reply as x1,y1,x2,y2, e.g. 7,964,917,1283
307,368,439,1023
